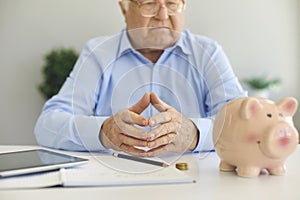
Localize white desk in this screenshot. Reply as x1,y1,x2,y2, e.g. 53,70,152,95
1,145,300,200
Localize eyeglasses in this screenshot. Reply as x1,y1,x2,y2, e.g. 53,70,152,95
128,0,185,18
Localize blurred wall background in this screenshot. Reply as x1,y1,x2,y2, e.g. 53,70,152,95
0,0,299,145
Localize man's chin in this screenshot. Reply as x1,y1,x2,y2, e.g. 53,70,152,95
150,29,180,47
128,28,180,50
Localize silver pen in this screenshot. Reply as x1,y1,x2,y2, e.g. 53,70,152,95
112,153,169,168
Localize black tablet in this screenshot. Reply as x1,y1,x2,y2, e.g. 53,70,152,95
0,149,88,177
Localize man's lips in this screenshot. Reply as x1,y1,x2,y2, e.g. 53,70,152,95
149,27,172,33
150,26,170,30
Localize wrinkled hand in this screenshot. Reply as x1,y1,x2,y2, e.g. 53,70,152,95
146,93,199,157
100,93,150,156
100,92,199,157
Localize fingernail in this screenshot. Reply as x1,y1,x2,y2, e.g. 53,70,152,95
142,119,147,125
149,120,156,126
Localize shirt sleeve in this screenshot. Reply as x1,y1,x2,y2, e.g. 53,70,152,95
189,38,247,153
34,111,109,152
34,38,110,152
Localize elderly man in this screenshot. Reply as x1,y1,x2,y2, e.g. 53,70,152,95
35,0,246,157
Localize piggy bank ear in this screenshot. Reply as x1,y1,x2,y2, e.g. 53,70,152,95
276,97,298,117
240,98,263,119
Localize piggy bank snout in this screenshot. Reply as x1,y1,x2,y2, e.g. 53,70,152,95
259,123,299,159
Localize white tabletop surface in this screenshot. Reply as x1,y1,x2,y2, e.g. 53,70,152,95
0,145,300,200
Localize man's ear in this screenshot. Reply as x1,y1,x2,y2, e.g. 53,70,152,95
119,1,127,16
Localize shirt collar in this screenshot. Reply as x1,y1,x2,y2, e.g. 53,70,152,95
118,29,134,57
118,28,192,57
168,31,192,55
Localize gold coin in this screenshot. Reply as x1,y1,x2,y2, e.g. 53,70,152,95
175,162,188,170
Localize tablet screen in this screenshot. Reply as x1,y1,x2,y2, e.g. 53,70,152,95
0,149,88,177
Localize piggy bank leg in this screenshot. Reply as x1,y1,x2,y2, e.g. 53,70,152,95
219,161,235,171
268,165,286,176
237,166,261,177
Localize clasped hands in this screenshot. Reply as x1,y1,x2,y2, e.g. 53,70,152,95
100,93,199,157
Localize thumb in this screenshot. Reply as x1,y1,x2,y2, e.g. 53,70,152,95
150,92,171,112
128,93,151,114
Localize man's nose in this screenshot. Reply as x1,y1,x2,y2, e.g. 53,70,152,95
155,4,169,20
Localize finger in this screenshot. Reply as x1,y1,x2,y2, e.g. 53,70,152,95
122,111,148,127
147,133,177,149
150,92,171,112
148,122,178,140
146,143,175,157
120,123,148,140
102,130,147,151
149,112,171,127
119,134,148,147
129,93,151,114
119,144,149,157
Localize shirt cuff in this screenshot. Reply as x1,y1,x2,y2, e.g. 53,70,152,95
74,115,110,152
190,117,215,153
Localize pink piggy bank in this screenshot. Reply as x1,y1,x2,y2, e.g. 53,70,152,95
213,97,299,177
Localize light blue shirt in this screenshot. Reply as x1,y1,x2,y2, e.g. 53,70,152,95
34,29,247,153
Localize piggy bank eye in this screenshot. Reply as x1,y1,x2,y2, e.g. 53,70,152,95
267,113,272,118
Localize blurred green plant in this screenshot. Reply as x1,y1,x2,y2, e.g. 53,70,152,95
243,76,281,90
38,48,79,99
